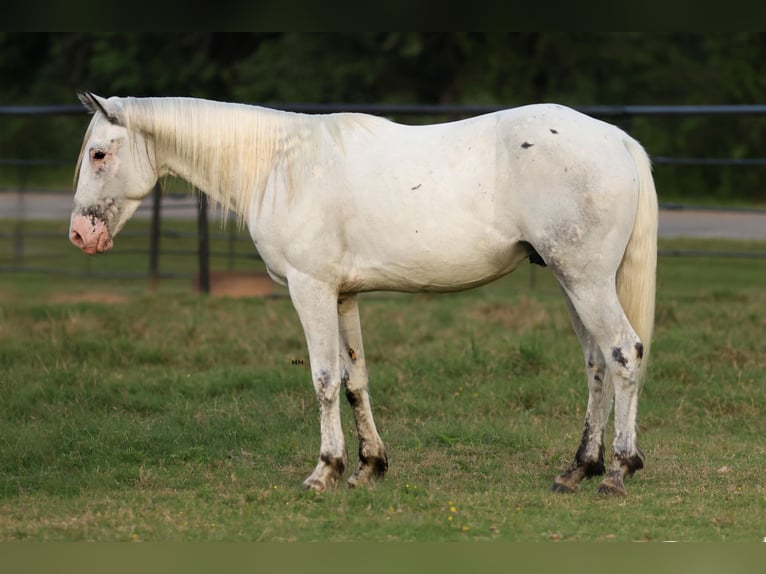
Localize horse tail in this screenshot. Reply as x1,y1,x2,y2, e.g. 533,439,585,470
617,136,658,386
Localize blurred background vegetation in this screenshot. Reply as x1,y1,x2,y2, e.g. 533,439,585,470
2,32,766,205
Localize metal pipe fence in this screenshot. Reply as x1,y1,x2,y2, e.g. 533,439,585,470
2,103,765,293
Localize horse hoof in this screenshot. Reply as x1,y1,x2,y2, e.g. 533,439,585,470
596,476,627,496
347,474,373,489
551,480,579,494
302,478,327,491
302,469,341,491
347,467,377,489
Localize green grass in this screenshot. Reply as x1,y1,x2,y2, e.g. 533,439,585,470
0,229,765,542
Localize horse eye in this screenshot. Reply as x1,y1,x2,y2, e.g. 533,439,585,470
92,150,106,161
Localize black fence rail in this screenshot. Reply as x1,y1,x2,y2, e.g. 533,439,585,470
2,103,766,293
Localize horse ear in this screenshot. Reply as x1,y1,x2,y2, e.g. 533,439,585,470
76,90,124,126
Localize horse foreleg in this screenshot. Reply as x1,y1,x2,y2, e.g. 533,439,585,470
288,274,347,491
338,295,388,488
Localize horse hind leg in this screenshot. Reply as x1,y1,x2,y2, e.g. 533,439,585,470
557,281,646,496
338,295,389,488
552,293,613,493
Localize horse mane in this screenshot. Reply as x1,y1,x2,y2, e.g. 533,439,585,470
121,97,319,224
73,120,95,192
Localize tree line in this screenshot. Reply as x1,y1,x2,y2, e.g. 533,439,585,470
2,33,765,204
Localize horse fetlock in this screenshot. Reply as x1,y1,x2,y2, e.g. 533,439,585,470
574,420,606,475
581,458,606,479
302,452,348,491
615,448,644,477
359,438,387,463
348,442,388,489
553,445,608,493
551,463,586,493
347,456,388,489
595,450,644,495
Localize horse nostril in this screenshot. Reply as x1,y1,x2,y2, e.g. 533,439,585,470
70,229,85,248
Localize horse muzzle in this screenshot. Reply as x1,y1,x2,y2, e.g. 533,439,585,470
69,213,114,255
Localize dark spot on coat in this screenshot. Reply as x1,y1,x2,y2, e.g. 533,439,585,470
81,206,107,224
344,386,360,409
411,183,421,190
521,141,534,149
320,452,346,476
347,347,357,361
573,420,606,478
372,454,389,476
613,449,645,477
550,128,558,134
316,370,331,387
582,455,606,478
635,342,644,360
357,449,389,477
611,347,628,368
315,369,334,403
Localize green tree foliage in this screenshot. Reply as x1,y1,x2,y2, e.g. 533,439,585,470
1,33,765,203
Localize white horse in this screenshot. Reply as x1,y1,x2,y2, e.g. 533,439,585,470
70,92,657,496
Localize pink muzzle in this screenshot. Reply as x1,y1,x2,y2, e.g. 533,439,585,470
69,213,113,255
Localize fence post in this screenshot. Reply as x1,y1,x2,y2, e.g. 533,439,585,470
197,191,210,294
149,183,161,291
13,164,27,267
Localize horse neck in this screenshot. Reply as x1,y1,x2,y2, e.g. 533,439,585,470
130,98,296,220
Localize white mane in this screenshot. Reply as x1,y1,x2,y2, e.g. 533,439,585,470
120,97,378,223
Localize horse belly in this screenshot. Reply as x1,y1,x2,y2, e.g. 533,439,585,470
343,226,529,293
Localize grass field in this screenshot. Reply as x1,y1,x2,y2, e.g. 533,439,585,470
0,224,765,542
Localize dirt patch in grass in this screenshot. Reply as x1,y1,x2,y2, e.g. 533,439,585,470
195,271,276,298
467,296,553,333
49,292,128,304
38,272,277,304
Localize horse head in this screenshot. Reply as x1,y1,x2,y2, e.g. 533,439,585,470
70,92,157,254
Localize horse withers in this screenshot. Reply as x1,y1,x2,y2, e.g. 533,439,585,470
70,92,657,495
